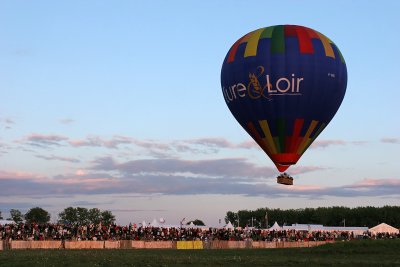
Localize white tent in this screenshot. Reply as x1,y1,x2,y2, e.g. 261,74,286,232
369,223,399,235
269,221,282,231
224,221,234,229
0,220,15,225
282,223,367,234
150,218,160,227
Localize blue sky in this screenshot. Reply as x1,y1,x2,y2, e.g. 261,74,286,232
0,0,399,225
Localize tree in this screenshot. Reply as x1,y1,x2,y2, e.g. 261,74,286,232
25,207,50,224
226,206,400,228
59,207,115,225
187,219,205,226
88,208,102,224
10,209,24,223
0,210,3,220
225,211,236,224
58,207,78,224
58,207,89,225
101,210,115,225
76,207,89,225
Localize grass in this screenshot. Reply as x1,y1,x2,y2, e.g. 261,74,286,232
1,240,400,267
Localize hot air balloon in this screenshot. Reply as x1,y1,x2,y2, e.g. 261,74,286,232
220,25,347,185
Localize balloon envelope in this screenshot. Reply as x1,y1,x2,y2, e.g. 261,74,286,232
221,25,347,171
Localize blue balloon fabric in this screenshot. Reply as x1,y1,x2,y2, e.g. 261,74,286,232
221,25,347,172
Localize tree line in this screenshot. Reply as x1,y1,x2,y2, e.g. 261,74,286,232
0,207,115,225
225,206,400,228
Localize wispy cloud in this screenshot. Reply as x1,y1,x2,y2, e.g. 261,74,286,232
311,140,346,148
288,166,327,175
70,200,113,206
183,138,256,150
311,139,368,149
59,118,75,124
0,167,399,199
23,134,68,148
1,117,15,130
68,136,258,158
381,137,400,144
111,209,167,212
14,48,32,56
36,154,81,163
0,170,47,182
17,134,375,154
0,142,12,155
69,135,132,149
90,156,276,179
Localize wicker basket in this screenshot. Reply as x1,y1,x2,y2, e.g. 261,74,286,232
277,176,293,185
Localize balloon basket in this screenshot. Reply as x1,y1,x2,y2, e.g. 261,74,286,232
277,173,293,185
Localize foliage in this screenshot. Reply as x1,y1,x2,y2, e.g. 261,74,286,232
88,208,102,225
58,207,115,225
0,211,2,220
101,210,115,225
9,209,24,224
24,207,50,224
187,219,205,226
76,207,89,225
58,207,78,225
225,206,400,228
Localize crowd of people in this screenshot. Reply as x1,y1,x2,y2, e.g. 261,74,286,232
1,222,399,242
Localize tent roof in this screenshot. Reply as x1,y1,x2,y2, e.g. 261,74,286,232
224,221,234,229
150,218,159,227
0,220,15,225
282,224,368,234
269,221,282,231
369,223,399,234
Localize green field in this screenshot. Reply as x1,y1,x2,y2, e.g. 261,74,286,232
1,240,399,267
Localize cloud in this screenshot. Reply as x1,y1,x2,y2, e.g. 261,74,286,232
36,154,81,163
69,135,132,149
111,209,167,212
0,142,12,155
288,166,327,175
381,137,400,144
68,136,258,158
183,138,256,150
311,139,368,149
59,118,75,124
0,167,399,200
0,201,52,212
281,178,400,198
23,134,68,148
1,117,15,130
311,140,346,148
17,133,260,159
14,48,32,56
90,156,276,179
173,138,257,155
70,200,113,206
0,170,45,181
347,178,400,190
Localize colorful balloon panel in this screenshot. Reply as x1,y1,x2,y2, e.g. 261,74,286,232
221,25,347,171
